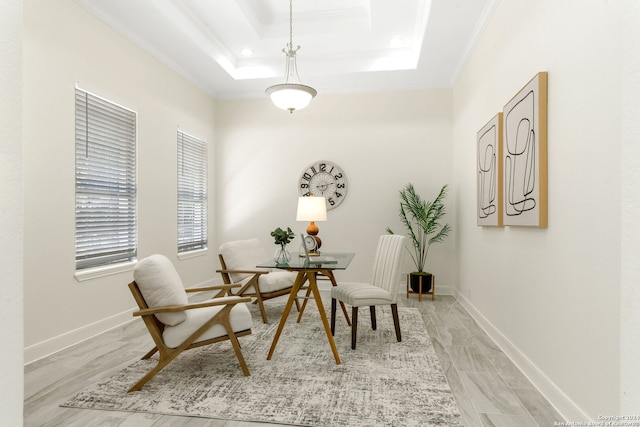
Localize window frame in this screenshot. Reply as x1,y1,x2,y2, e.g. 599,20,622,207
74,87,137,279
177,129,208,256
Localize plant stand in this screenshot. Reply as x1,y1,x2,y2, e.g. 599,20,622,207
406,273,435,301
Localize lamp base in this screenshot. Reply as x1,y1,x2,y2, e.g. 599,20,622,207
306,221,319,235
305,223,323,253
299,251,320,257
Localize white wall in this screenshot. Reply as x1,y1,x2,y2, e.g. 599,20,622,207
19,0,639,421
453,0,629,419
214,90,456,286
1,0,24,424
620,0,640,413
22,0,218,361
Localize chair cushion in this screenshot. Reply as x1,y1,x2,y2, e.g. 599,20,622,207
229,270,296,295
162,300,253,349
219,238,268,283
331,282,393,307
133,254,188,326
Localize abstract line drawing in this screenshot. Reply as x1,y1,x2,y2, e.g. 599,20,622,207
477,113,503,226
502,72,548,227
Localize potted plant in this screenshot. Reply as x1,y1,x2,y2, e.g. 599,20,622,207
387,183,451,293
270,226,295,265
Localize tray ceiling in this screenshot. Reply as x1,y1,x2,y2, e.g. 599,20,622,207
75,0,495,99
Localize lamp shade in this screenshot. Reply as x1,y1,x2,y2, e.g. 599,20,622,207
296,196,327,221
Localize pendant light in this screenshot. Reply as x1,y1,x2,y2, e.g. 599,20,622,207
265,0,316,113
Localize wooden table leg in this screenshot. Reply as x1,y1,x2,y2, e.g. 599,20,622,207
267,271,307,360
296,285,313,323
296,270,349,326
307,272,341,365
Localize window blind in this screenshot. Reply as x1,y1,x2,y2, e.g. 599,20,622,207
177,130,208,253
75,88,137,270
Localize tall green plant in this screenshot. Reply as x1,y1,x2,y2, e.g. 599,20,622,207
387,183,451,273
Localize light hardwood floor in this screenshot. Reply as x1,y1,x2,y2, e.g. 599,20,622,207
24,291,564,426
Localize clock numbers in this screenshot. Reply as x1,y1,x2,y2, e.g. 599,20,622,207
298,160,348,211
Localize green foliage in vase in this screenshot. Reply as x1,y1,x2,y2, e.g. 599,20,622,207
270,227,295,247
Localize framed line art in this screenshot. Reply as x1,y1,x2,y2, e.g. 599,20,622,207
477,113,503,226
502,71,548,228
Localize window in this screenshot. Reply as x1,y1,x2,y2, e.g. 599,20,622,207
177,130,208,253
75,88,137,271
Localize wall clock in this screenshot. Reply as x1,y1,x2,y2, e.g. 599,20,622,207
298,160,348,210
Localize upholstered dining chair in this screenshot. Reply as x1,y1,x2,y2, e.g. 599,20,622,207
128,254,253,392
217,238,302,323
330,234,406,350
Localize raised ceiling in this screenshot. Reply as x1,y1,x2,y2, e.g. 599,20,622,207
75,0,495,99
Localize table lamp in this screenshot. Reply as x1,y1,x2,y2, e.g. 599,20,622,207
296,196,327,255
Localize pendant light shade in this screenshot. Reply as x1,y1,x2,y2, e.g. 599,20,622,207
266,84,316,113
266,0,316,113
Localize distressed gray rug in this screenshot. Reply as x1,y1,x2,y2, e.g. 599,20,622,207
62,302,462,426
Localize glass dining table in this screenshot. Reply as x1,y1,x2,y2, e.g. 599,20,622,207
256,252,355,365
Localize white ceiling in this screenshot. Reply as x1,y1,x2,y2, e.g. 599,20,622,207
75,0,495,99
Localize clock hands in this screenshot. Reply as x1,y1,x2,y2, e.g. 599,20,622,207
299,160,348,210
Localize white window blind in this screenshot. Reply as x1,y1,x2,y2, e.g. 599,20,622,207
177,130,208,253
75,88,137,270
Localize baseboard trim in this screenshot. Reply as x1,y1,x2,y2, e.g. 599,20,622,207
25,277,219,365
24,278,456,365
458,293,590,422
24,308,135,365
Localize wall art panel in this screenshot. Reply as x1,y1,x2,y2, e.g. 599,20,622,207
477,113,503,226
502,72,548,227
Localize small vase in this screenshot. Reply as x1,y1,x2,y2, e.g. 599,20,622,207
273,245,291,265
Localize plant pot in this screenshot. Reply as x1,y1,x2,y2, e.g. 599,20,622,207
409,272,432,293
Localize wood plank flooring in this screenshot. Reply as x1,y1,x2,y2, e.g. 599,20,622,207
24,291,564,426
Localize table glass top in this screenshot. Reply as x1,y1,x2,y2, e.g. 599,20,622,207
256,252,355,270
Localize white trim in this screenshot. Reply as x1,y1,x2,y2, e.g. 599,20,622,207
74,261,136,282
450,0,501,86
23,277,456,365
177,248,208,260
26,277,219,365
458,292,590,423
24,308,134,365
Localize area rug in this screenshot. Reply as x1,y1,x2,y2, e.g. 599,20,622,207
61,302,462,426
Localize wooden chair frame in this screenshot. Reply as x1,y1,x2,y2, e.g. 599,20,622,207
217,254,301,323
128,281,252,392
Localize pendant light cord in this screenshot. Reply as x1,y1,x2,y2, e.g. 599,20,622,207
288,0,294,50
265,0,316,113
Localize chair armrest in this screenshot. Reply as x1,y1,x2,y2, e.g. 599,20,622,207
133,296,252,317
215,268,269,276
185,284,240,293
